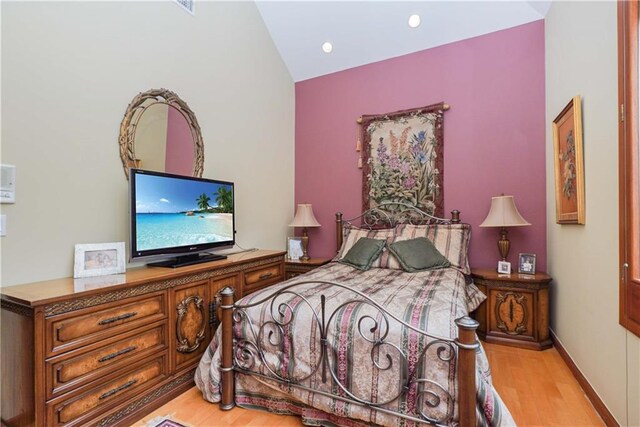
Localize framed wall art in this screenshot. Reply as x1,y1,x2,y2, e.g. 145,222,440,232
359,103,448,218
74,242,126,278
552,95,585,224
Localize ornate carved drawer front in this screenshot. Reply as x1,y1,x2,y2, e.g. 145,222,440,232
489,289,535,339
47,323,166,399
244,262,283,295
47,293,166,356
47,354,167,427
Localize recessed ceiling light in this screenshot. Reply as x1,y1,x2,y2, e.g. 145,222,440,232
322,42,333,54
408,14,421,28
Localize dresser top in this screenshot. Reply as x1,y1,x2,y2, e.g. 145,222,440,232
1,249,285,308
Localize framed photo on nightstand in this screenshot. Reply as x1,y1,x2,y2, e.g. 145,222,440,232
497,261,511,275
287,237,303,260
518,253,536,274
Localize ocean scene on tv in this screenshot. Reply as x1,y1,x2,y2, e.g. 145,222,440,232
135,173,234,252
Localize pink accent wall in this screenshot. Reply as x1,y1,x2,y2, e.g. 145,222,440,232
295,21,547,271
165,107,195,176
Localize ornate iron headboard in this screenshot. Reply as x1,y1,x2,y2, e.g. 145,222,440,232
335,202,461,252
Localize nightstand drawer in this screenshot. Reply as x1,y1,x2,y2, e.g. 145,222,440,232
285,258,331,279
488,289,535,339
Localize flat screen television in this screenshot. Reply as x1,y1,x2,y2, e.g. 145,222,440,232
129,169,235,268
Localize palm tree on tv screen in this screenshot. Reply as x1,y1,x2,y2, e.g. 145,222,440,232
215,187,233,213
196,193,211,211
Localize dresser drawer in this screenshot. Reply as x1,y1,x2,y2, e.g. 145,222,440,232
47,293,166,356
46,354,167,427
46,323,166,399
243,262,283,295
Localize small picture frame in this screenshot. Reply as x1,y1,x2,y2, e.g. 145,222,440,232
74,242,126,278
518,253,537,275
287,237,304,261
497,261,512,275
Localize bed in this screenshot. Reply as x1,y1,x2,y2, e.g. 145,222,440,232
195,204,515,426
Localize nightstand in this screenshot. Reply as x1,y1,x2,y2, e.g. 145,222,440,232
284,258,331,279
471,268,552,350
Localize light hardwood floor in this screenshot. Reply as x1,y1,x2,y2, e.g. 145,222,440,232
131,342,604,426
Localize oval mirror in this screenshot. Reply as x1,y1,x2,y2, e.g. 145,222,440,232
119,89,204,179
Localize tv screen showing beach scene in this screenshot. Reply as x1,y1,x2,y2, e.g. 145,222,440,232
132,171,234,253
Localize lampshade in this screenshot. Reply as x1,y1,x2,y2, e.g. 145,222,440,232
479,196,530,228
289,204,321,228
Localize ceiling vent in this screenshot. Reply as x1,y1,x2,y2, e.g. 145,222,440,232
175,0,195,16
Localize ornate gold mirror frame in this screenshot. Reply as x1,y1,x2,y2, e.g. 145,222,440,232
118,88,204,179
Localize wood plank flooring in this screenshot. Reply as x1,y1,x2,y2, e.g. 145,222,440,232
131,342,604,426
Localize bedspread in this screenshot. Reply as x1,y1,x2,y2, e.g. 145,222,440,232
195,262,515,427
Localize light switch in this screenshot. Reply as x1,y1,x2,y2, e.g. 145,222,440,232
0,214,6,236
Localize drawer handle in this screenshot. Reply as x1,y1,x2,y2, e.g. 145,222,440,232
259,272,273,280
99,379,138,400
98,345,138,363
98,311,138,326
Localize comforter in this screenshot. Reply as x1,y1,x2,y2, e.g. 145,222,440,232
195,262,515,426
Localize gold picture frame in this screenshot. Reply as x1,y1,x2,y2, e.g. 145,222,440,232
552,95,585,224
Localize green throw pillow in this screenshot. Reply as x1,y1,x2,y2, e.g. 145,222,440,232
339,237,386,271
388,237,451,272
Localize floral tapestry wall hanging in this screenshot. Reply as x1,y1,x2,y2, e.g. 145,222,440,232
359,103,448,218
552,95,585,224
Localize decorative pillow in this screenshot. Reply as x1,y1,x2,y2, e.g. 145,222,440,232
389,224,471,274
387,237,451,272
338,237,387,271
335,224,395,268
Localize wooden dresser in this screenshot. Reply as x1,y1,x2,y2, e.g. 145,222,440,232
1,250,285,427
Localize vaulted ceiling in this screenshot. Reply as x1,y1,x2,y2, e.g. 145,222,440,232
255,1,551,82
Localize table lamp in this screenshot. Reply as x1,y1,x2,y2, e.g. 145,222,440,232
289,204,321,261
479,195,530,262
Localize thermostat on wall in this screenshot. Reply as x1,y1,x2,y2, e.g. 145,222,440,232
1,164,16,204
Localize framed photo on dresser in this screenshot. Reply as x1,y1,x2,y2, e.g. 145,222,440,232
74,242,126,278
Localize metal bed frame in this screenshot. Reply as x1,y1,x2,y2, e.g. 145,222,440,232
218,203,479,426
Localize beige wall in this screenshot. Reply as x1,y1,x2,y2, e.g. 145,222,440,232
545,2,639,425
0,1,295,286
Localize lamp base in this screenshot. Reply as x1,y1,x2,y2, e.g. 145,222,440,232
498,227,510,262
300,228,310,261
